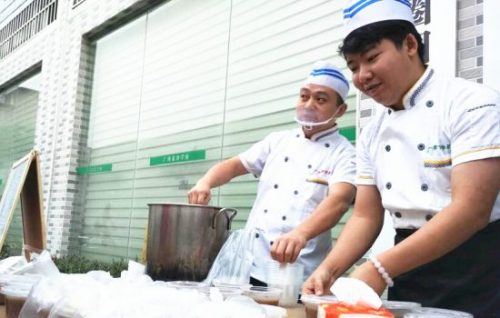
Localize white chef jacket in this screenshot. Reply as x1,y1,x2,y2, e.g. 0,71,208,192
239,126,356,281
356,67,500,229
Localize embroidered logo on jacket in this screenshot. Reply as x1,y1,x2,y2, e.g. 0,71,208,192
424,144,451,167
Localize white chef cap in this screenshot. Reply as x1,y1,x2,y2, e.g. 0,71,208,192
304,61,349,100
343,0,414,37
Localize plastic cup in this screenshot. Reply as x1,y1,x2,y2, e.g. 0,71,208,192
403,307,473,317
242,286,283,306
1,285,31,318
301,294,339,318
265,261,304,307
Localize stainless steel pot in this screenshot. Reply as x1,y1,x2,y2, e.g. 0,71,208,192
146,203,237,281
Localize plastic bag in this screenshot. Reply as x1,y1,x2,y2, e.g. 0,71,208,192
13,250,60,278
0,256,27,274
19,277,63,318
204,229,256,286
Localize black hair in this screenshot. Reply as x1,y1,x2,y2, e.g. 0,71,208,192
339,20,425,64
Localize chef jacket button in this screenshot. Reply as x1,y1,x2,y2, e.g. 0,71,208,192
255,233,260,238
417,143,425,151
284,156,289,162
307,164,312,169
274,184,279,189
293,190,299,195
395,212,402,218
385,145,391,152
425,214,433,221
388,109,392,115
296,134,300,138
270,241,274,246
264,209,268,213
282,215,287,221
426,100,434,108
325,143,330,148
386,182,392,190
421,183,429,191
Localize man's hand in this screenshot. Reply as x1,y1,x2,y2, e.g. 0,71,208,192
302,265,335,295
187,182,212,205
186,156,249,205
270,230,307,263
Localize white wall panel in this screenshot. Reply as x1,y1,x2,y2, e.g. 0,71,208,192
88,16,146,149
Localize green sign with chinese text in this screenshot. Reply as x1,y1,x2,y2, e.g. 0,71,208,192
150,150,206,166
76,163,113,175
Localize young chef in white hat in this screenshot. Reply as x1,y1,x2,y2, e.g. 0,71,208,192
188,61,356,285
303,0,500,316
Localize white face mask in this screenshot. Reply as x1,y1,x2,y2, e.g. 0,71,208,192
294,108,340,130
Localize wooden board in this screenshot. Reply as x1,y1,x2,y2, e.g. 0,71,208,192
0,150,46,259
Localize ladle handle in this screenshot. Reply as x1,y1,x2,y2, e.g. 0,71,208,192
211,207,237,230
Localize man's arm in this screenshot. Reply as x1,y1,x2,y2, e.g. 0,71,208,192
188,156,248,205
302,184,385,295
350,157,500,294
271,182,356,263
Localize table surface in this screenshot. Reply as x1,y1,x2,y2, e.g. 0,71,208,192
287,305,307,318
0,304,306,318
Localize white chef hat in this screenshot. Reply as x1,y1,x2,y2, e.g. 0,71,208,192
343,0,414,37
304,61,349,100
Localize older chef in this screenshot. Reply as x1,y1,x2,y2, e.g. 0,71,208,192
303,1,500,316
188,61,356,285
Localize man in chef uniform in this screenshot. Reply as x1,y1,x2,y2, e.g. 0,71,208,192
303,1,500,316
188,61,356,286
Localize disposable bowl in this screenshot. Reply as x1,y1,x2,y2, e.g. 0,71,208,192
242,286,282,306
300,294,339,318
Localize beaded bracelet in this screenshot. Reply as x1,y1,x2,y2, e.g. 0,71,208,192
369,255,394,287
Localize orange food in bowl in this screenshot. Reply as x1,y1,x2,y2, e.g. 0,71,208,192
318,303,395,318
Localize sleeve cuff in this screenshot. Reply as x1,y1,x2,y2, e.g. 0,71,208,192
452,146,500,167
356,175,376,185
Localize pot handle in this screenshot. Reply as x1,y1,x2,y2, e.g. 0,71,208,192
212,208,237,230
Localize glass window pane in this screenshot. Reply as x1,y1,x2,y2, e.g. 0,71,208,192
75,16,147,261
0,72,41,254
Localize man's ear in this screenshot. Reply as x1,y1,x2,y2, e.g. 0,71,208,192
336,103,348,117
405,33,419,57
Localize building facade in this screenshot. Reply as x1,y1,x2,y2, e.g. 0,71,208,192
0,0,493,261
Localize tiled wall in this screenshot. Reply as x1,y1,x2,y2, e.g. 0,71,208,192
457,0,484,82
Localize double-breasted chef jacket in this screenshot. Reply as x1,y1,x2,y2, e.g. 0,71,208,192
356,66,500,229
239,126,356,282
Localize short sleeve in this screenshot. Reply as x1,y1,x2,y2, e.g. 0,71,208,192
239,132,283,177
328,140,356,186
356,123,377,185
449,83,500,166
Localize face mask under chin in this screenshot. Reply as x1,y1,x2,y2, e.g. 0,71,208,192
294,109,339,130
294,116,335,130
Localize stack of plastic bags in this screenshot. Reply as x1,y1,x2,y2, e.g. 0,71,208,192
0,251,287,318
